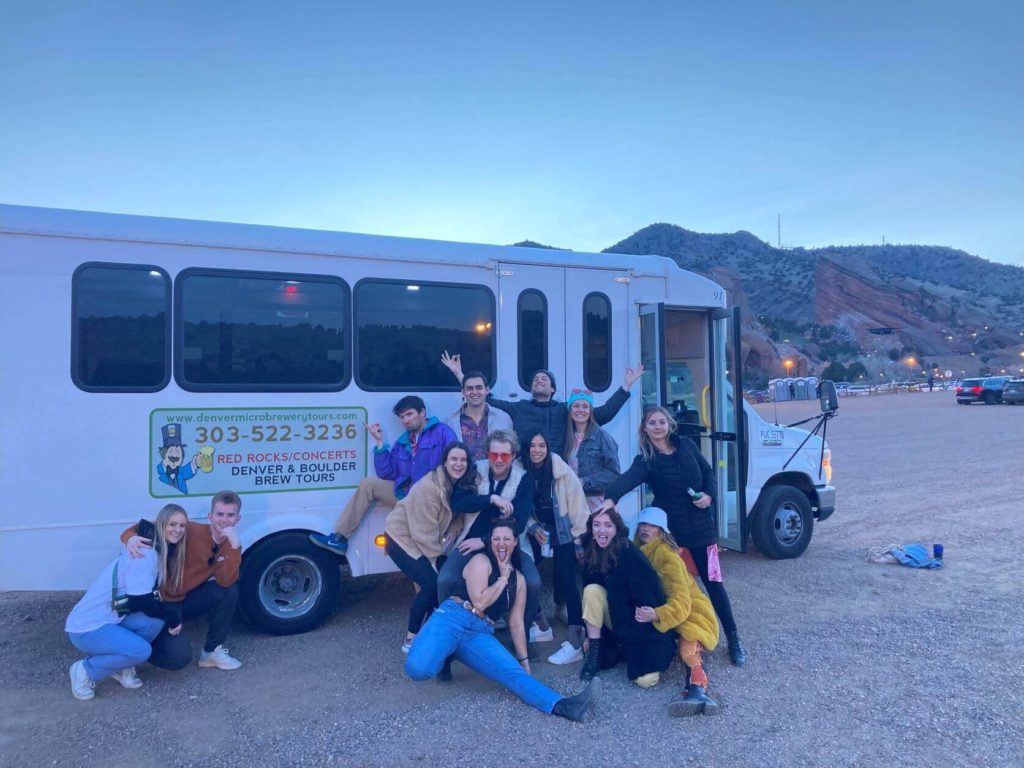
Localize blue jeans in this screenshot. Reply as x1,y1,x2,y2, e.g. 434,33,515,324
404,598,561,714
67,613,165,682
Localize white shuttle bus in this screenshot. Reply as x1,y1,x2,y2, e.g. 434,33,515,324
0,204,835,635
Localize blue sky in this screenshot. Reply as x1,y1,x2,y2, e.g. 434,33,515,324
2,1,1022,265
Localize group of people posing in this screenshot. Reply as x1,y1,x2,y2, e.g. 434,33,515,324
309,354,746,719
65,355,745,721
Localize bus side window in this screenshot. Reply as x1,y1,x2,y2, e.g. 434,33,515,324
354,279,495,390
517,289,547,391
582,292,612,392
176,269,349,392
71,262,171,392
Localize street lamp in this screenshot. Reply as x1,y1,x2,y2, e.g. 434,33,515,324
784,359,794,376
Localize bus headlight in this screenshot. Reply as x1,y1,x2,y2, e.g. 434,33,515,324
822,447,832,484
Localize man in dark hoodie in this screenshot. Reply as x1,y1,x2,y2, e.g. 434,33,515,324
440,352,643,451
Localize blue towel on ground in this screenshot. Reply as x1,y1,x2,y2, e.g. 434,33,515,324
890,543,942,569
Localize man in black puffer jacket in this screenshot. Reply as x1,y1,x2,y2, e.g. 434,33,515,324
441,352,643,451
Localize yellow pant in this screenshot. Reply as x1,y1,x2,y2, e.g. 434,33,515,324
582,584,661,689
582,584,613,630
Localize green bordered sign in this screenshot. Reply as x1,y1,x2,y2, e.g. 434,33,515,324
149,407,368,497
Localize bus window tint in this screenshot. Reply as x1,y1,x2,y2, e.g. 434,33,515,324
517,290,547,390
179,271,348,390
73,264,170,391
583,292,612,391
356,280,495,389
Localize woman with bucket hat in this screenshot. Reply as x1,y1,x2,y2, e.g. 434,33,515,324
634,506,720,716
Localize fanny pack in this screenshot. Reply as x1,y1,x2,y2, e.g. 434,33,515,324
111,561,160,617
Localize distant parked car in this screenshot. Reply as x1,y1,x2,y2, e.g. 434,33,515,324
1003,379,1024,405
847,385,871,396
956,376,1010,405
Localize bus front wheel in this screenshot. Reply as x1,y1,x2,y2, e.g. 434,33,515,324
750,486,814,559
239,532,341,635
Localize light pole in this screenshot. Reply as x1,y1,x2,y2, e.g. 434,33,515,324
904,356,916,380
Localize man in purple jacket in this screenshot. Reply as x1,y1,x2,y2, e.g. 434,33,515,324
310,395,457,555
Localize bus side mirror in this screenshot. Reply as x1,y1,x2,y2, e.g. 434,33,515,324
819,380,839,414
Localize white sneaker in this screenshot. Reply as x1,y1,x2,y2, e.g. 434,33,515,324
111,666,143,689
529,623,554,643
401,637,414,654
547,641,584,665
198,645,243,670
69,660,95,701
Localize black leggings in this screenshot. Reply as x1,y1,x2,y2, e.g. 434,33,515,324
530,537,583,627
385,535,442,635
686,544,738,634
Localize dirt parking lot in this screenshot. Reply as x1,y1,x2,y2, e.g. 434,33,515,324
2,391,1022,768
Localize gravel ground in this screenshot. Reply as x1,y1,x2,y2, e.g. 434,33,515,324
2,391,1022,768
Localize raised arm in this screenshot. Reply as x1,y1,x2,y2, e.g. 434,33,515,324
440,350,465,384
593,364,644,426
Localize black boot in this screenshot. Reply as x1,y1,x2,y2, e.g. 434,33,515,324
726,630,747,667
579,639,601,682
552,677,600,722
668,684,720,717
437,654,454,683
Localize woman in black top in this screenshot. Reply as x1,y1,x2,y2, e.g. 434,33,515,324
520,429,589,664
600,405,747,666
403,520,598,721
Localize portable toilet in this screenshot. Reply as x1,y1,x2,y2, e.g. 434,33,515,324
772,378,788,401
806,376,820,398
795,378,810,400
784,378,797,401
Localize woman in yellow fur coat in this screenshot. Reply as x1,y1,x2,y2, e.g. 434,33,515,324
633,506,721,716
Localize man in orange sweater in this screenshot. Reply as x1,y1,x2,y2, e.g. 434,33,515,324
122,490,244,671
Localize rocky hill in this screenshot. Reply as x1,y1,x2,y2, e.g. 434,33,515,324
603,225,1024,386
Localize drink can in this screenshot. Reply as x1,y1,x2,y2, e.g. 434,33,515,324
933,543,944,560
541,538,553,558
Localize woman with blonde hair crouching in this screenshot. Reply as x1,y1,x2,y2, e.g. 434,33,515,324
633,506,721,716
65,504,187,700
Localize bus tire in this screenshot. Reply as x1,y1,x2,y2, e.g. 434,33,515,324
750,486,813,559
239,532,341,635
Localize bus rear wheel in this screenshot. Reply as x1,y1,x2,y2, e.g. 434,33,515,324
239,532,341,635
750,486,814,559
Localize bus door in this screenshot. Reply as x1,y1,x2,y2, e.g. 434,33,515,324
638,304,747,551
708,307,747,551
497,263,565,402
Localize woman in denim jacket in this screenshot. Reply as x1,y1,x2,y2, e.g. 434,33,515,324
562,390,621,512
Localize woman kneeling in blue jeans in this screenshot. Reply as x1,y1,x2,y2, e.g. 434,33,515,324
404,519,598,721
65,504,187,700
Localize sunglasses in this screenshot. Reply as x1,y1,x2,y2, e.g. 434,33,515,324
488,451,513,462
207,543,220,567
571,388,593,395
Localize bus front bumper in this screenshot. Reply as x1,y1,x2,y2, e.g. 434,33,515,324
814,485,836,521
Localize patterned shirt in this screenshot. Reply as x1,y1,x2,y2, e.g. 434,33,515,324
458,408,491,462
